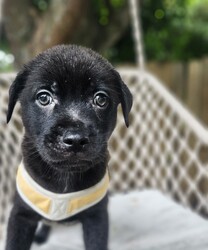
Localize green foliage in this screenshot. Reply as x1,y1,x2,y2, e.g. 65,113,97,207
142,0,208,61
1,0,208,68
32,0,50,12
109,0,208,63
105,29,136,64
92,0,125,26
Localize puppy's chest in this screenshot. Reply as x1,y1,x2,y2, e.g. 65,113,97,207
16,163,109,221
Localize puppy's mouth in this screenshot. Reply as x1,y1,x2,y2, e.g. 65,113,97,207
45,146,89,161
40,149,94,172
46,159,92,172
38,139,106,172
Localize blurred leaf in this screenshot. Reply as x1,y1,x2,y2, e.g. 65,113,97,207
109,0,208,63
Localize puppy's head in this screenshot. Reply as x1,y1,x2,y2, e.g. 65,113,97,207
7,45,132,170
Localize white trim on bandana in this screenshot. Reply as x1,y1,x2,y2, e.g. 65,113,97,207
16,163,109,221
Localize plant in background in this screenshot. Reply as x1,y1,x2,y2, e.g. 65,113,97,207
141,0,208,61
2,0,129,67
109,0,208,63
32,0,50,12
0,0,208,68
93,0,125,26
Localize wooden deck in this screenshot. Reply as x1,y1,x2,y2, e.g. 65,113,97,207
2,190,208,250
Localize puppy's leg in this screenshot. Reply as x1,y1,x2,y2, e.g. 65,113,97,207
81,196,109,250
6,194,40,250
34,223,51,244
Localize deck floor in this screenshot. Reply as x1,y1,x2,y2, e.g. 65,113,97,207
2,190,208,250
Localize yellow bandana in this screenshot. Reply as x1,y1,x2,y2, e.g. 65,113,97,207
16,163,109,221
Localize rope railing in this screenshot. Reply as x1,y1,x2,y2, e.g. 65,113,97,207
129,0,145,71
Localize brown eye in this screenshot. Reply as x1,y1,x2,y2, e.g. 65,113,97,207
93,91,109,108
37,91,53,106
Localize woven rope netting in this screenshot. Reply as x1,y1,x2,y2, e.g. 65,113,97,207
109,0,208,217
0,74,23,228
109,68,208,220
1,0,208,240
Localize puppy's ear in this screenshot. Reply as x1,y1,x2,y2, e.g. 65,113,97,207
7,68,28,123
119,80,133,127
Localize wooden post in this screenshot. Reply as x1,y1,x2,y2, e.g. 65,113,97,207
201,58,208,126
187,60,203,120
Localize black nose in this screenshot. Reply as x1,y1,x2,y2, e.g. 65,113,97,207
63,133,89,152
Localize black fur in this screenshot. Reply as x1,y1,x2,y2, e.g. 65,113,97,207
6,45,132,250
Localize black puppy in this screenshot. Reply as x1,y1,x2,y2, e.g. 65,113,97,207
6,45,132,250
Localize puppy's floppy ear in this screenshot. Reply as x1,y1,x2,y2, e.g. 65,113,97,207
119,79,133,127
7,68,28,123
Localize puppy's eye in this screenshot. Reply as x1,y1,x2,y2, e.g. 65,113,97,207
93,91,109,108
36,91,53,106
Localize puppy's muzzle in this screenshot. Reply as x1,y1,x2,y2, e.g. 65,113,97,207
63,131,90,153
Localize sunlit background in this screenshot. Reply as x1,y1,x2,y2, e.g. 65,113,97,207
0,0,208,67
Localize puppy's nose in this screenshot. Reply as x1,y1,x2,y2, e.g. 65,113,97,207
63,133,89,151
